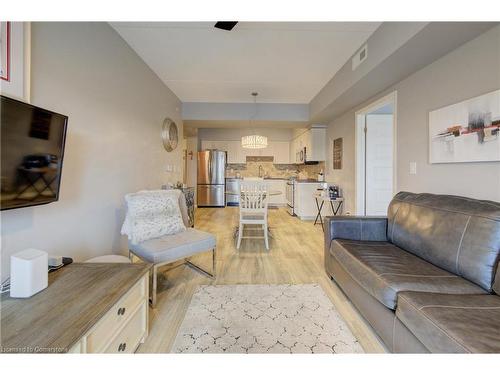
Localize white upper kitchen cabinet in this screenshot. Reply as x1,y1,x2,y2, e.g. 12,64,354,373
307,126,327,162
201,140,245,163
226,141,245,163
201,140,215,150
241,144,258,158
202,140,228,151
290,125,327,163
260,142,275,158
201,127,325,165
269,141,290,164
289,138,297,164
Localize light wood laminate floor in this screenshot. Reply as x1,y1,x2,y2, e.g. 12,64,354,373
138,206,386,353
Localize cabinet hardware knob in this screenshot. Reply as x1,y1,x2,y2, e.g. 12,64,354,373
117,307,126,315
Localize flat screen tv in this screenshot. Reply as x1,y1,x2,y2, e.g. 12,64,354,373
1,95,68,210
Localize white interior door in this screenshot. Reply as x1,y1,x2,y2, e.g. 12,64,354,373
365,114,394,215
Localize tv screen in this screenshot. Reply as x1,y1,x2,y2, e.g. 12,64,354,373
1,95,68,210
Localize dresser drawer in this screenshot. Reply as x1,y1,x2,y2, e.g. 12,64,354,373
86,275,147,352
103,301,147,353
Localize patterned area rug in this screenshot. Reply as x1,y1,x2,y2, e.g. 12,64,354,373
171,284,364,353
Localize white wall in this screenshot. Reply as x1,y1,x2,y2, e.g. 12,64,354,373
1,22,183,280
326,25,500,214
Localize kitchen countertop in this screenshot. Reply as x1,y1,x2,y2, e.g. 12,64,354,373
225,177,289,180
225,177,324,183
295,179,325,183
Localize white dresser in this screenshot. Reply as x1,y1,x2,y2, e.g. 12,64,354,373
70,274,149,353
1,263,150,354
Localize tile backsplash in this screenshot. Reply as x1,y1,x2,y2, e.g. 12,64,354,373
226,160,325,180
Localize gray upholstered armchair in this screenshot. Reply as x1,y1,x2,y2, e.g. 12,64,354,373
128,192,216,307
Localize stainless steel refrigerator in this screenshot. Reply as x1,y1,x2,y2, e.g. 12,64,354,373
197,150,226,207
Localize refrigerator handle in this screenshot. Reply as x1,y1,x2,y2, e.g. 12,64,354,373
208,151,212,182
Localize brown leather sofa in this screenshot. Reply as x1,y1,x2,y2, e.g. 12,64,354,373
324,192,500,353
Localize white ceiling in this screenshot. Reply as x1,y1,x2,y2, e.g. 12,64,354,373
111,22,380,104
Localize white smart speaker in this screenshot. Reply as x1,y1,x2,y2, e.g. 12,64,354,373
10,249,48,298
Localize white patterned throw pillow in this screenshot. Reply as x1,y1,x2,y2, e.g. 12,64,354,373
121,189,186,244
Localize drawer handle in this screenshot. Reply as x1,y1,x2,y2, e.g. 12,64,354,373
117,307,126,316
118,342,127,352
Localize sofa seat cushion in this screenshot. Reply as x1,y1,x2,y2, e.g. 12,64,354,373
129,228,216,264
396,292,500,353
330,239,485,309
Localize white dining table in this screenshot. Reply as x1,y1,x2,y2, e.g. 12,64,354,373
225,190,283,196
225,190,283,240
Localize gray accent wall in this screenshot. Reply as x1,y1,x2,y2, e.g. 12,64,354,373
312,22,498,123
1,23,183,280
326,25,500,214
183,102,309,122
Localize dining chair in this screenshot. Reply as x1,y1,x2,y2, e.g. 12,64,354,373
237,180,269,250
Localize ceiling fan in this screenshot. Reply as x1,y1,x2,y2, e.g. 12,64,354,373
214,22,238,31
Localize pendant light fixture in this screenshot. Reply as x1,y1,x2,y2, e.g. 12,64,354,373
241,92,268,149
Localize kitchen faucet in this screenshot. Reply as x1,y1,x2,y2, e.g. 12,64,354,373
258,165,264,178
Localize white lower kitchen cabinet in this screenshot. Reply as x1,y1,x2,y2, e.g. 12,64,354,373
266,179,287,206
294,182,327,220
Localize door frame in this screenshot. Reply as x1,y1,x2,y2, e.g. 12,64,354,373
354,91,398,216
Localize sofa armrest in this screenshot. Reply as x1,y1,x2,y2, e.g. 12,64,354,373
324,216,388,249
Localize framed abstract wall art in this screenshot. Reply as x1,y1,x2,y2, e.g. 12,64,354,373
429,89,500,163
0,22,30,102
333,137,343,169
0,22,10,81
